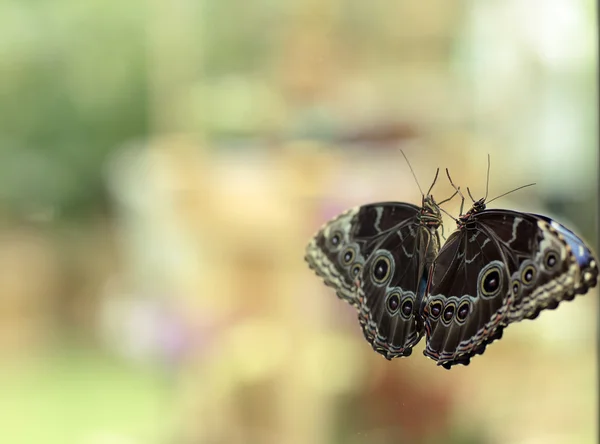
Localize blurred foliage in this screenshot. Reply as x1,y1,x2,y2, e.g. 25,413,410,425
0,0,148,221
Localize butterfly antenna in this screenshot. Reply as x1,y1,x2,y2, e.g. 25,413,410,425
466,187,477,203
485,153,491,201
400,149,424,196
486,183,537,205
445,168,466,216
445,169,463,198
426,168,440,196
439,205,459,224
437,189,459,206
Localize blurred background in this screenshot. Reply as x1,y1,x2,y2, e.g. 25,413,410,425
0,0,597,443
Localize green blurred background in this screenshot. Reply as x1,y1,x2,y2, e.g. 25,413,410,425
0,0,597,443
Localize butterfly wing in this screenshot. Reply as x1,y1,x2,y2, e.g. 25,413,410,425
422,225,511,369
357,220,439,359
507,212,598,322
305,202,422,308
423,210,598,369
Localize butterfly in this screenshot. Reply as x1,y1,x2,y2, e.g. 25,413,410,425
306,153,599,369
305,152,457,359
422,167,599,369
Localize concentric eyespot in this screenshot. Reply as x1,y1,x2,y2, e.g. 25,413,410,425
544,250,559,270
401,299,414,319
478,261,504,297
341,247,355,265
370,251,394,285
512,280,520,295
351,263,362,278
428,301,443,319
456,301,471,322
521,264,537,285
442,303,456,324
328,231,343,250
386,291,401,314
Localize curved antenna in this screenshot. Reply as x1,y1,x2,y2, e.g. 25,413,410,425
439,205,459,224
486,183,537,205
485,153,491,200
445,169,464,198
466,187,477,203
437,189,459,206
426,168,440,196
445,168,466,216
400,150,424,196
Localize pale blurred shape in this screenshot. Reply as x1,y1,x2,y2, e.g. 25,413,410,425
516,0,593,69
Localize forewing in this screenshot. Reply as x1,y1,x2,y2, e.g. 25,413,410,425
305,202,421,308
491,212,598,322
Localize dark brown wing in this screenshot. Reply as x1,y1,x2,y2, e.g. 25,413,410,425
506,212,598,321
357,221,439,359
422,209,597,369
305,202,421,308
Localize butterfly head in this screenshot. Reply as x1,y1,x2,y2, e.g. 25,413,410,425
470,197,487,213
420,195,443,227
458,197,487,227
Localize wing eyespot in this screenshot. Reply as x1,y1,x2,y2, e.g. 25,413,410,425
428,300,443,320
512,280,521,297
441,302,456,326
386,290,401,315
341,247,355,265
543,249,559,271
456,300,471,323
478,262,505,298
401,298,414,319
370,251,394,286
521,264,537,286
328,230,344,251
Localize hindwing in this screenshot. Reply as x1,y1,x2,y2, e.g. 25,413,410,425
357,221,439,358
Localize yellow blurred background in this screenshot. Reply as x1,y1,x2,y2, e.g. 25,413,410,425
0,0,597,443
